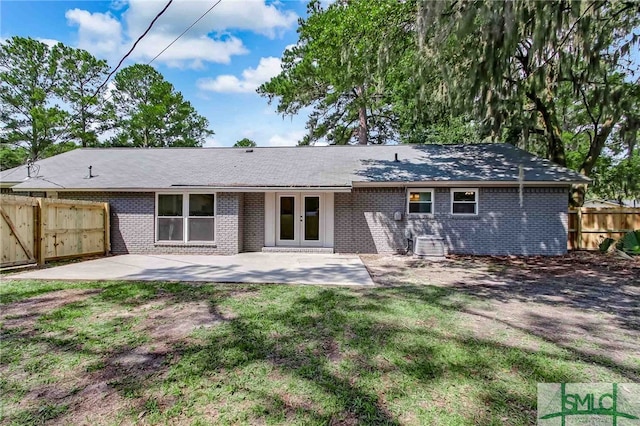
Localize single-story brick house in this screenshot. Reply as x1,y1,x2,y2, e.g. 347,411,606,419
0,144,588,256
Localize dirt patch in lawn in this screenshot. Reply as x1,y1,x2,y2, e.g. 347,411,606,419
362,252,640,379
0,288,228,425
0,288,102,329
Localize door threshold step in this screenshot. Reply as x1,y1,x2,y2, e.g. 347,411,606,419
261,247,334,254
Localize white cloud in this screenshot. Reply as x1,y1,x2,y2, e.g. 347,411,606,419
36,38,62,48
103,81,117,100
266,130,306,146
197,56,281,93
0,37,61,48
203,136,225,147
124,0,297,40
63,0,297,68
129,33,247,68
65,9,123,60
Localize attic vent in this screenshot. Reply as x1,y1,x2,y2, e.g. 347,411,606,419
394,153,399,162
245,149,254,153
414,236,446,257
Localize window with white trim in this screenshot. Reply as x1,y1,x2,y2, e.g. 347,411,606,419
156,193,215,242
451,189,478,215
407,189,434,214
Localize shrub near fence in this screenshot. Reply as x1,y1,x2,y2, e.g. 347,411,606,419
0,194,110,268
568,207,640,250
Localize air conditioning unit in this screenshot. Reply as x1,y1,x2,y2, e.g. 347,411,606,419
414,236,446,257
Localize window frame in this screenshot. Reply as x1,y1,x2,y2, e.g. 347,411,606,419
450,188,479,216
155,191,217,244
406,188,435,216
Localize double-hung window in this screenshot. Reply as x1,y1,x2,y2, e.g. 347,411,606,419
451,188,478,215
407,189,434,214
156,193,215,243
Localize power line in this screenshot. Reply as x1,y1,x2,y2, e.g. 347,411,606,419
47,0,225,149
94,0,174,97
147,0,224,66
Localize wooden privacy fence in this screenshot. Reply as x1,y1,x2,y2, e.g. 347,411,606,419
568,207,640,250
0,195,110,268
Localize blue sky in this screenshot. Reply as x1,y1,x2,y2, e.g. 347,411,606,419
0,0,313,147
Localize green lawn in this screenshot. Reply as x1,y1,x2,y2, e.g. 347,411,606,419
0,280,629,425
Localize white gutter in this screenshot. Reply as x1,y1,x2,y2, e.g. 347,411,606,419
8,186,354,193
7,180,589,192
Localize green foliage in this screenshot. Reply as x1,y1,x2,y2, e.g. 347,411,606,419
42,141,79,158
0,37,68,161
621,230,640,255
0,144,28,171
598,230,640,255
416,1,639,152
259,0,417,145
57,45,112,147
598,238,615,253
0,37,212,165
589,151,640,202
402,116,481,145
412,1,640,205
262,0,639,166
233,138,257,147
108,64,213,148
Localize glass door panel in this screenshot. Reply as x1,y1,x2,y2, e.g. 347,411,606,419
279,196,295,241
304,196,320,241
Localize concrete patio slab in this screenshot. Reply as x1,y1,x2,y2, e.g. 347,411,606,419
8,253,375,286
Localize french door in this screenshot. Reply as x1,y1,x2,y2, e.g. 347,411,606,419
276,193,322,246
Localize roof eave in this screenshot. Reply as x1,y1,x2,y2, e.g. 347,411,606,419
0,181,21,188
352,180,588,187
7,185,354,193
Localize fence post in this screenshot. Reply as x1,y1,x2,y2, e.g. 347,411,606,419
576,207,582,250
103,202,110,254
36,198,46,265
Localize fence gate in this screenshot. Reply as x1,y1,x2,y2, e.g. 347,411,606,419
0,195,39,267
0,195,110,268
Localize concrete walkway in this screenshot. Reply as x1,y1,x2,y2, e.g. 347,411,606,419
9,253,375,286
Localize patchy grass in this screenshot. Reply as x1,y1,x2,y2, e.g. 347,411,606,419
0,277,635,425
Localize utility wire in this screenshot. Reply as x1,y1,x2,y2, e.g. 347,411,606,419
147,0,224,66
46,0,224,149
93,0,174,97
45,0,173,147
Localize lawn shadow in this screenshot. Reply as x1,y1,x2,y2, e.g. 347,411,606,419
2,280,637,425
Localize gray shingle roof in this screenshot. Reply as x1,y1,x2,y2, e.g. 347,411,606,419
0,143,589,190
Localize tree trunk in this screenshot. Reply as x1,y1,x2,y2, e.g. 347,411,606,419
579,117,615,177
355,85,368,145
570,117,617,207
570,184,587,208
81,87,88,148
527,91,566,166
358,106,368,145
